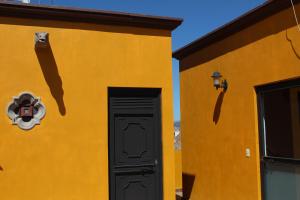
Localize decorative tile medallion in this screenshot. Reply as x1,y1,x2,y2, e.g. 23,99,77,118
7,92,46,130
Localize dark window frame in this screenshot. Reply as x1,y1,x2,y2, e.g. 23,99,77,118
256,78,300,200
256,78,300,164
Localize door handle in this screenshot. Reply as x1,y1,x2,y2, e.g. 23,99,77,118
115,167,155,175
141,168,155,174
115,163,155,169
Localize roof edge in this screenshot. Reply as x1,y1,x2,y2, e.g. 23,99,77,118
173,0,300,60
0,2,183,31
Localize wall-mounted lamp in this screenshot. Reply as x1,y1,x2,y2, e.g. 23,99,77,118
211,71,228,91
35,32,49,48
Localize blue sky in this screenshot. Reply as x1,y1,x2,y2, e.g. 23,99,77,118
31,0,265,121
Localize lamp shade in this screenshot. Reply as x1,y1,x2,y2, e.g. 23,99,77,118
211,71,222,88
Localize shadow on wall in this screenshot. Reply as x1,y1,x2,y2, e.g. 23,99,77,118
35,45,66,116
182,173,196,200
286,29,300,59
213,91,225,124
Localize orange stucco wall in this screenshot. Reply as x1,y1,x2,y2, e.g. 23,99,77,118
0,16,176,200
175,150,182,189
180,4,300,200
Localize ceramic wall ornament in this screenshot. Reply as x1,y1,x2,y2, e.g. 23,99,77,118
7,92,46,130
34,32,49,48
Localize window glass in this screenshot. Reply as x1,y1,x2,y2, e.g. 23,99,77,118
263,87,300,159
264,163,300,200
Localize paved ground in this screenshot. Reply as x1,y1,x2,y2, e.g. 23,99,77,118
176,189,184,200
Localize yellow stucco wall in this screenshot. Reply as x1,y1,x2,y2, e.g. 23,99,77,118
180,4,300,200
175,150,182,189
0,16,176,200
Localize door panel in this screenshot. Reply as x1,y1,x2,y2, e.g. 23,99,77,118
109,88,162,200
116,173,155,200
114,115,154,165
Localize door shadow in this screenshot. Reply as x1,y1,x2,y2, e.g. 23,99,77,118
35,45,66,116
182,173,196,200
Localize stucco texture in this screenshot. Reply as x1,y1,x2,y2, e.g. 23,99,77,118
180,4,300,200
175,150,182,189
0,16,175,200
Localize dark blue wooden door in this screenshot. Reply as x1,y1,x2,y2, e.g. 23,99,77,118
109,88,163,200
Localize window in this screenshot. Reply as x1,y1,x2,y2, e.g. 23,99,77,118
261,87,300,159
257,79,300,200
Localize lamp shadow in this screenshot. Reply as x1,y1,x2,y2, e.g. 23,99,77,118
213,91,225,124
0,165,3,171
35,45,66,116
182,173,196,200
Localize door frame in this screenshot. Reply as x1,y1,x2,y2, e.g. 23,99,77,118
107,87,163,200
256,78,300,200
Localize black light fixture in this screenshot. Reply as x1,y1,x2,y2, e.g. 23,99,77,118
211,71,228,91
